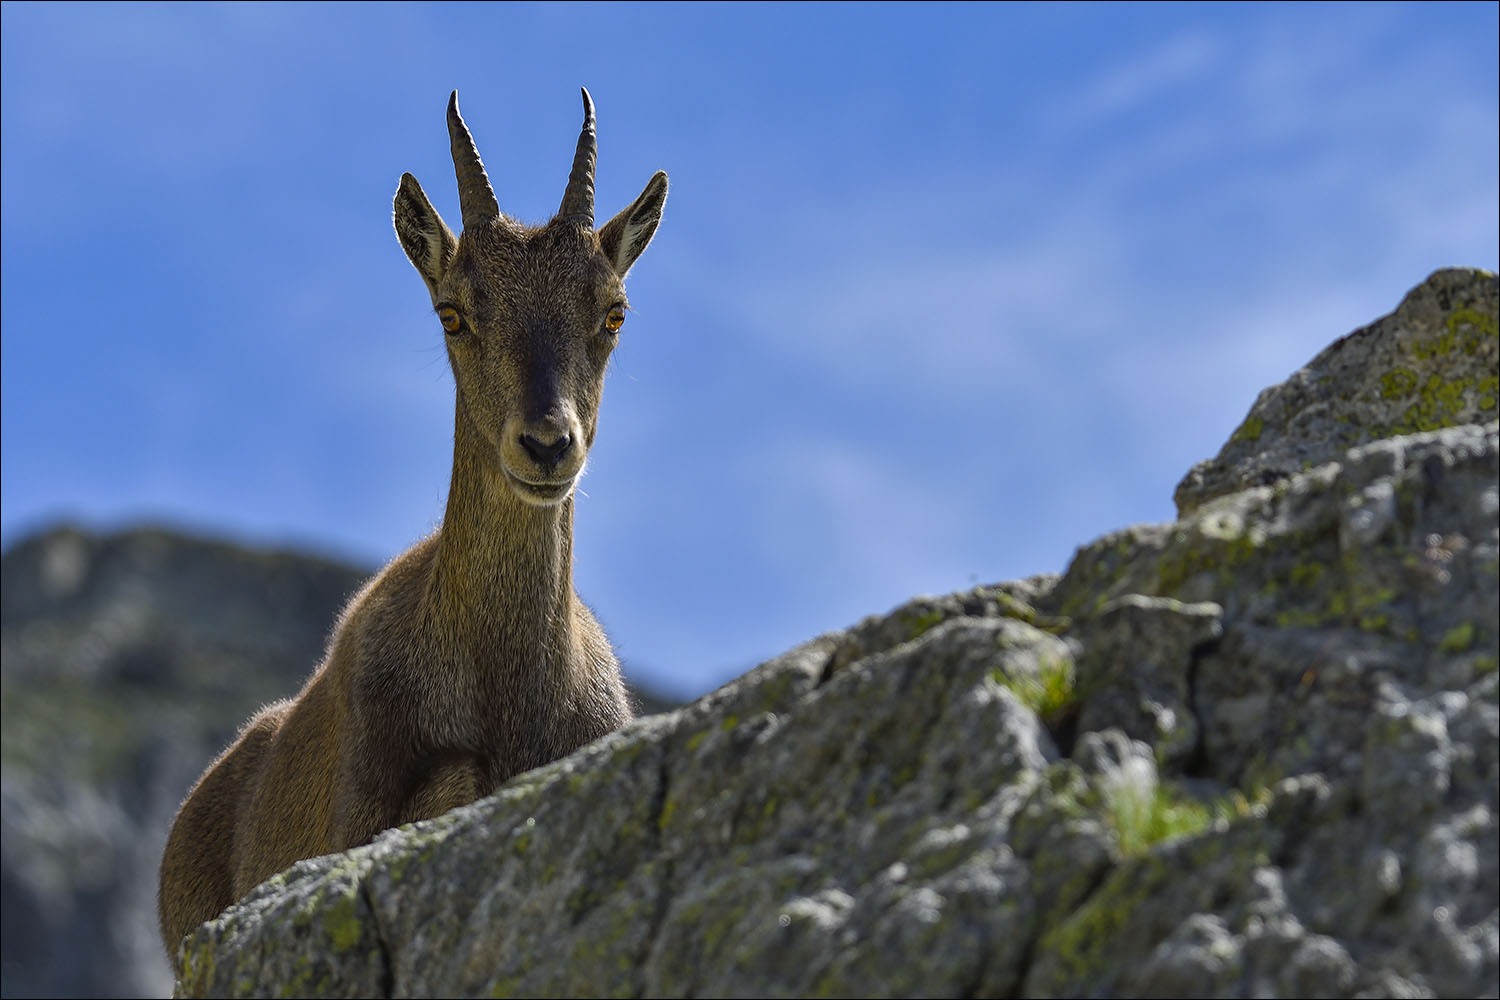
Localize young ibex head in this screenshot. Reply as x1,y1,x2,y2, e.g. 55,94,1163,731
393,90,667,506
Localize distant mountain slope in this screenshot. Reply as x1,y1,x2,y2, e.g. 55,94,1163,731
0,525,676,997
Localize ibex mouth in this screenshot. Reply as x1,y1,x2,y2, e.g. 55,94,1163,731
506,472,576,506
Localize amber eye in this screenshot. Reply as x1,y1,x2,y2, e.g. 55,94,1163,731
437,306,462,334
604,306,626,334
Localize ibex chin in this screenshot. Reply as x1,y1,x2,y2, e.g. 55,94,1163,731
157,89,667,962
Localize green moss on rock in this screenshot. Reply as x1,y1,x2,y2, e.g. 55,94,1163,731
1439,622,1477,654
1232,416,1265,444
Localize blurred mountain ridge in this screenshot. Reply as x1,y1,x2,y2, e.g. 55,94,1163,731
0,523,676,998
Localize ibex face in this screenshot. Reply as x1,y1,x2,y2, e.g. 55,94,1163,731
393,91,667,505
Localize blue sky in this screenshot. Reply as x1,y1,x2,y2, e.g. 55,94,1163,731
3,3,1497,698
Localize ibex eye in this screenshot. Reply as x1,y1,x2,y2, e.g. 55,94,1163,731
437,307,462,334
604,306,626,333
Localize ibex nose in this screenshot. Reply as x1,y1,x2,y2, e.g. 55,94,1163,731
519,431,573,468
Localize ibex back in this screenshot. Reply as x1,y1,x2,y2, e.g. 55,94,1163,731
157,89,667,963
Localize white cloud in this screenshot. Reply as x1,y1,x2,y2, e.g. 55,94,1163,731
1057,30,1225,127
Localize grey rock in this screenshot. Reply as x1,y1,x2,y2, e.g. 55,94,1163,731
1174,266,1497,515
1073,595,1223,770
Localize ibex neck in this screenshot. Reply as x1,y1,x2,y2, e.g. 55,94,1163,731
427,406,577,649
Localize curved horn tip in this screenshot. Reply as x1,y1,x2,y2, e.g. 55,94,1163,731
446,89,500,228
580,87,595,122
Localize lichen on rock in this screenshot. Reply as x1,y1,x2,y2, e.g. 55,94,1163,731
1174,267,1498,516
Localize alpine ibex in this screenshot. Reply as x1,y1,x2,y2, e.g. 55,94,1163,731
158,89,667,961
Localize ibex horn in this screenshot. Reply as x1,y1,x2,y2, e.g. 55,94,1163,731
558,87,597,227
447,90,499,230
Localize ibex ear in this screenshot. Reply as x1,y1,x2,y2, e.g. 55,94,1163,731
599,170,667,277
393,173,457,298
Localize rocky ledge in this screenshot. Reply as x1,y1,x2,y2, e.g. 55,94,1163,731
176,268,1498,998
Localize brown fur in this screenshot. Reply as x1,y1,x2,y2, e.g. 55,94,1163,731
158,91,668,964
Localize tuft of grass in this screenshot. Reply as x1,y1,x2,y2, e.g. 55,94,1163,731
1106,777,1267,858
991,655,1076,721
